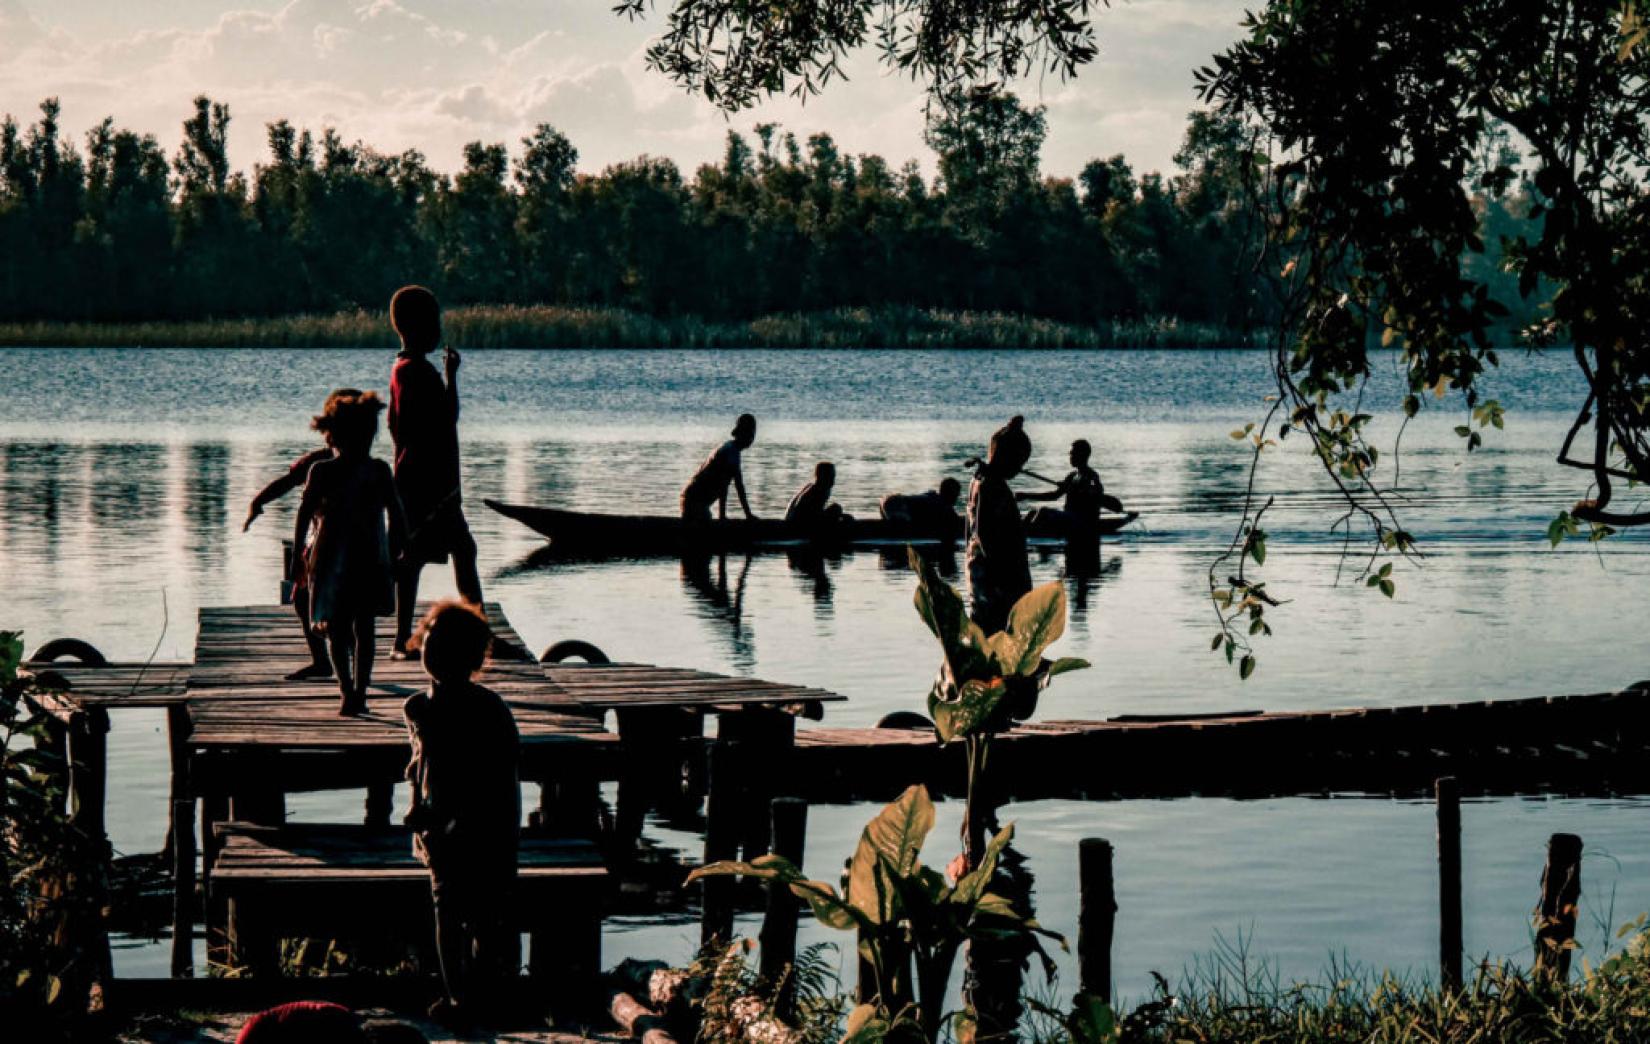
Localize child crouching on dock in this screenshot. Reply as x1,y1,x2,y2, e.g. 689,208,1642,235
402,601,522,1028
289,390,408,716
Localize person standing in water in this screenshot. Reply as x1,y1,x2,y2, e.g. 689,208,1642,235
1017,438,1108,532
242,388,363,681
386,286,483,660
681,413,758,521
966,416,1034,633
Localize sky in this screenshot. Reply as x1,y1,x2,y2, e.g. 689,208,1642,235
0,0,1253,182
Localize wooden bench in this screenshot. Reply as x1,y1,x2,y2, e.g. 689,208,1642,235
209,823,605,1007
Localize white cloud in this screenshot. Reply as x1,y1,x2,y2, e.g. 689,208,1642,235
0,0,1252,179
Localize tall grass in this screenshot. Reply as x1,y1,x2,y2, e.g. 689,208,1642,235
0,305,1259,350
1025,927,1650,1043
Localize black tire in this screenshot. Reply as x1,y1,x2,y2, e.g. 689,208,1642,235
27,638,108,666
875,710,934,730
540,639,611,665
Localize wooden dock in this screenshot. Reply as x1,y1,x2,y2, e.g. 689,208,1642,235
23,603,1650,1033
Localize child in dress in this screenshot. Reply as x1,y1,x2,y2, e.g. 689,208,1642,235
243,388,362,681
402,601,521,1027
289,391,408,716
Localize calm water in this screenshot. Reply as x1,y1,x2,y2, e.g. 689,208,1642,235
3,347,1647,1004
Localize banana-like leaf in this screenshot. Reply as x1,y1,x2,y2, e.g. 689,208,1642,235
843,1003,889,1043
686,855,865,932
928,677,1008,743
909,546,990,681
949,822,1014,906
684,853,797,885
848,784,934,922
1045,656,1090,678
993,582,1067,675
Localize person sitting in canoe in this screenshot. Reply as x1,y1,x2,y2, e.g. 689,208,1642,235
879,477,962,534
1016,438,1121,533
967,416,1034,633
681,413,758,521
784,461,848,527
242,388,363,682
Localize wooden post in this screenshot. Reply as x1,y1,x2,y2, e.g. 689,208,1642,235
201,794,229,969
363,782,393,830
759,797,808,992
65,707,109,842
1436,777,1462,993
1534,832,1583,981
168,705,197,978
719,710,795,864
700,740,740,948
171,798,196,978
1078,838,1116,1003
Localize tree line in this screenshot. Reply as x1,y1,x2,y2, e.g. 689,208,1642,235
0,91,1272,327
0,92,1543,333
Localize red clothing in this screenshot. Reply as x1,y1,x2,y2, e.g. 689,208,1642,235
389,352,462,525
236,1001,365,1043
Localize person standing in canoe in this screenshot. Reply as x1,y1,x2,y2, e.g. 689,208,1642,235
1017,438,1115,532
966,416,1034,633
386,286,484,660
242,388,363,681
681,413,758,521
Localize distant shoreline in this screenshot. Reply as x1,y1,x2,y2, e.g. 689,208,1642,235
0,305,1261,350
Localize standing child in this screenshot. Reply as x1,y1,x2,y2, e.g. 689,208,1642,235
386,286,483,660
402,601,521,1028
243,388,362,681
965,416,1034,633
289,391,407,716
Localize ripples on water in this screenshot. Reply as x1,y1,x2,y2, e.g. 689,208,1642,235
2,347,1645,998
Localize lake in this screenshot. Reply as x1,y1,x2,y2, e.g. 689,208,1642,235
2,346,1645,1006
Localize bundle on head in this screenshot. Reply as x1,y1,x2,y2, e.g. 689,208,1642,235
987,415,1031,476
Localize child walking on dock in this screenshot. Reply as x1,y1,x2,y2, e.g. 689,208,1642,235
402,600,521,1028
244,388,362,681
289,390,407,716
386,285,483,660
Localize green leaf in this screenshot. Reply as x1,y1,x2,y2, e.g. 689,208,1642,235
0,631,21,685
908,546,989,680
929,678,1008,743
1044,656,1089,678
950,822,1015,905
989,582,1067,675
1210,633,1224,651
849,785,934,923
1379,579,1395,598
1239,655,1256,680
844,1003,890,1043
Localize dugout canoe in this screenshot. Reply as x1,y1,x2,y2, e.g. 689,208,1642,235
483,499,1137,555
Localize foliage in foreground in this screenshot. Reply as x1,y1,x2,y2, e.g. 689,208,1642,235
1025,927,1650,1044
0,632,106,1039
690,784,1063,1040
908,546,1087,867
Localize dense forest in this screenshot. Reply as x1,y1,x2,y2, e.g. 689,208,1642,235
0,91,1539,336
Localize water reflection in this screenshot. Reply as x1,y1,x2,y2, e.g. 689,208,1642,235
785,549,835,618
680,552,755,670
